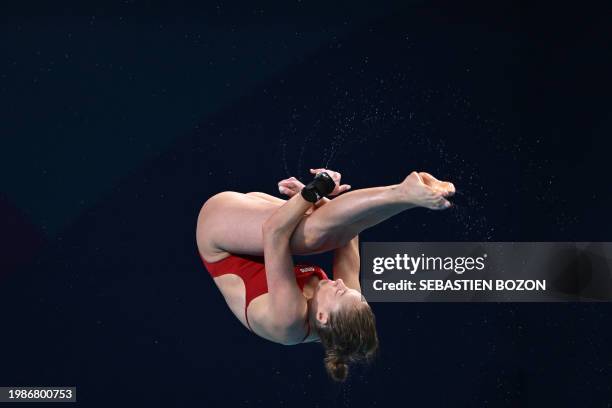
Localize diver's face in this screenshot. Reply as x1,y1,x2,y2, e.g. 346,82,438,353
314,278,364,325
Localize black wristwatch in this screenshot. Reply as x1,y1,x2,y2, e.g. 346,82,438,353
301,183,321,203
301,172,336,203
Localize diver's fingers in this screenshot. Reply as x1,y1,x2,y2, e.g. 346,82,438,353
278,178,303,193
310,168,341,182
278,184,292,195
335,184,352,195
279,181,301,191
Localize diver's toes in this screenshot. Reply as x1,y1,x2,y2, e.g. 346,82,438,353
445,182,456,195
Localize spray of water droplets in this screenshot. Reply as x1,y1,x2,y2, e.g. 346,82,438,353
276,71,509,240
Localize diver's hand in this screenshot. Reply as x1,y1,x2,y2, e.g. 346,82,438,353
309,168,351,196
400,171,455,210
279,168,351,198
278,177,305,197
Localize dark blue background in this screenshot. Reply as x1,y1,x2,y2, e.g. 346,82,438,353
1,1,611,406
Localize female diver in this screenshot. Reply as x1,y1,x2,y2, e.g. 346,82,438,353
196,169,455,381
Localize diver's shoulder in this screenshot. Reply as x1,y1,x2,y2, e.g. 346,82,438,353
249,300,309,345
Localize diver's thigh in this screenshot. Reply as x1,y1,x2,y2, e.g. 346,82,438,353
245,191,287,204
197,191,280,256
197,191,319,257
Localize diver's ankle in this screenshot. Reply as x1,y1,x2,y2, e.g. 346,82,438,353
389,183,417,208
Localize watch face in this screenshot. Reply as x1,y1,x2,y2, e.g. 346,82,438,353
315,172,335,195
302,186,319,202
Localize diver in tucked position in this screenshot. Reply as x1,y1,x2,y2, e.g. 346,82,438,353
196,168,455,381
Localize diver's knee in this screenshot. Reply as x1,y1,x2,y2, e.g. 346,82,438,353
304,226,345,252
300,226,325,251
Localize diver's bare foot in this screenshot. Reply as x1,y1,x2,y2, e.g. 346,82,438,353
397,171,454,210
419,172,455,197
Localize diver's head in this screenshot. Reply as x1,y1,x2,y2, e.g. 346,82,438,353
311,279,379,382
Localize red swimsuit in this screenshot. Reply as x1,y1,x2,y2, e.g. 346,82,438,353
200,252,329,341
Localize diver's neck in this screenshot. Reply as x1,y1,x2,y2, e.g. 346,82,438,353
305,298,320,342
302,276,322,342
301,275,320,300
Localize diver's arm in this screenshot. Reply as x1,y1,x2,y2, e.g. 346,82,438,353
278,178,329,210
263,192,312,236
307,197,330,214
277,168,350,216
261,194,313,342
262,173,337,343
278,168,351,201
332,235,361,292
